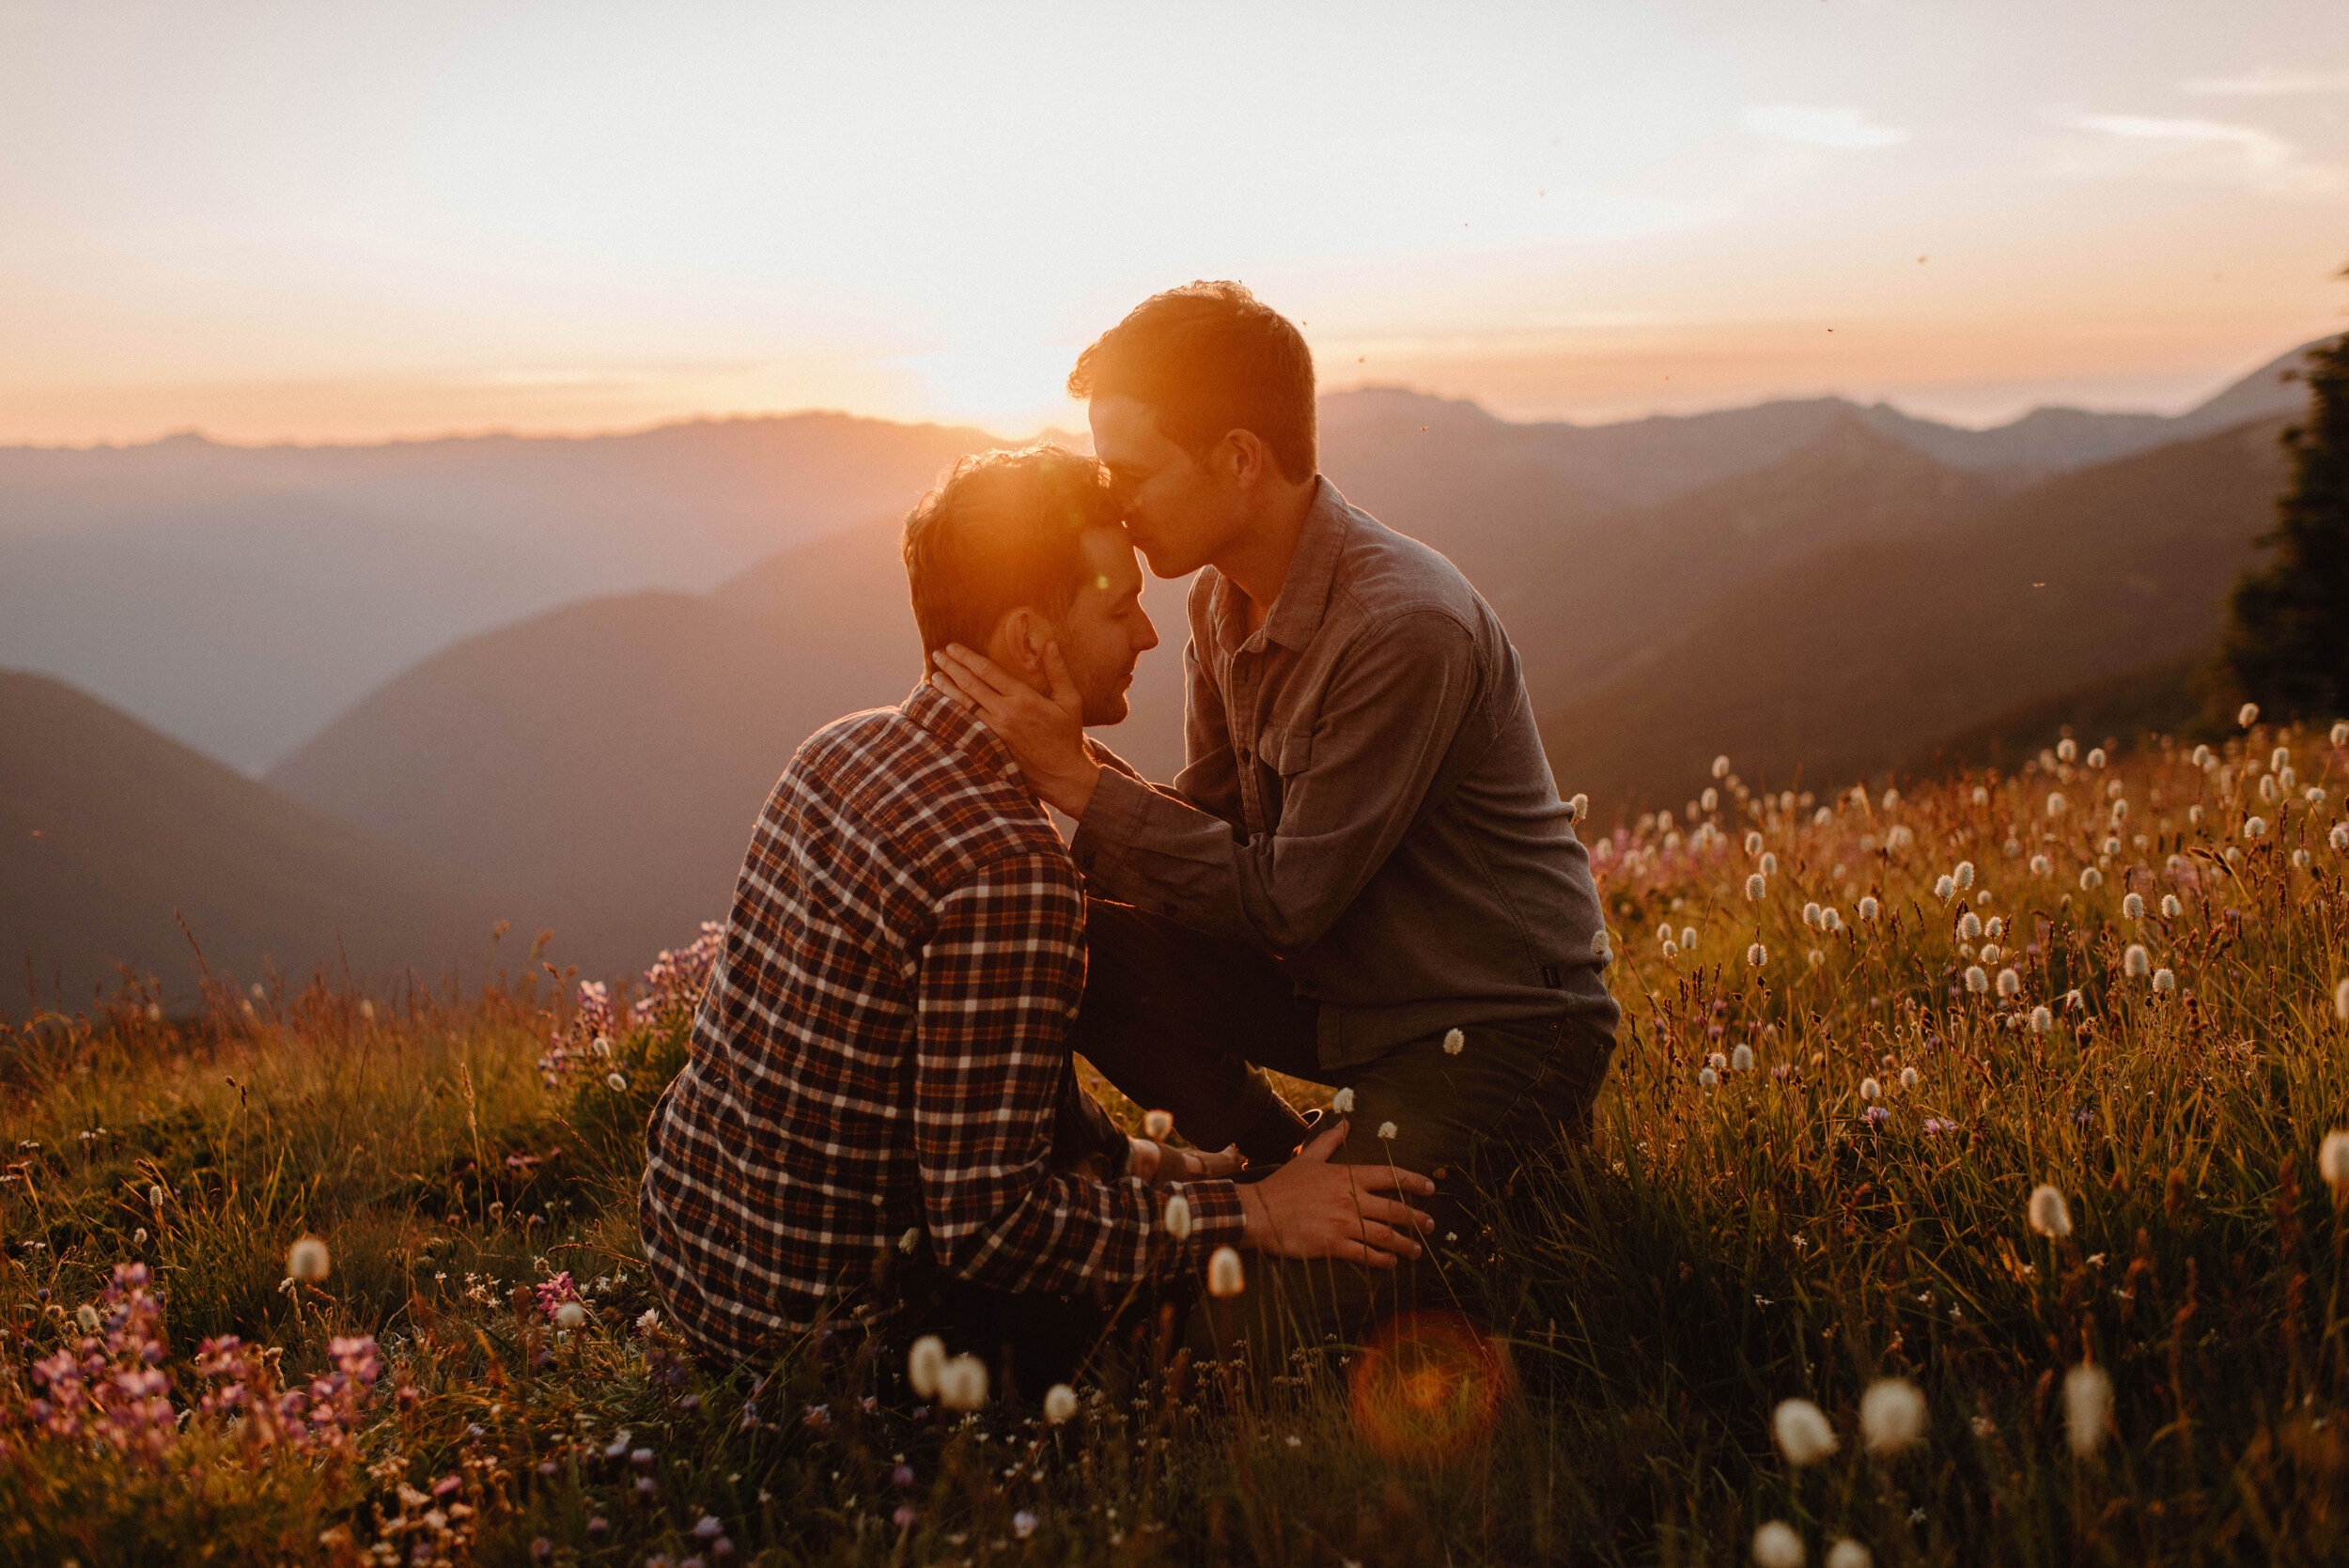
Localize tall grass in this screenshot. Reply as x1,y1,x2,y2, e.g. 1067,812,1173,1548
1,722,2344,1565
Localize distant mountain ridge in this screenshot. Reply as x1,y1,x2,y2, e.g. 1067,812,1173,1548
0,340,2319,774
1,672,500,1009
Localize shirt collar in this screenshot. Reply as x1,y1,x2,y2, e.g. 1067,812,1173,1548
901,679,1024,785
1255,477,1352,652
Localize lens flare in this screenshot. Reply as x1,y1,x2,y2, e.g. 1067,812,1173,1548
1347,1311,1511,1462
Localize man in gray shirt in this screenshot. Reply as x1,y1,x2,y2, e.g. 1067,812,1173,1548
929,281,1617,1344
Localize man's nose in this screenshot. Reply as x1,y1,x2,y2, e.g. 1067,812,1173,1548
1134,608,1160,654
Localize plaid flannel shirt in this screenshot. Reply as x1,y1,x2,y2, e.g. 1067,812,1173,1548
639,682,1246,1359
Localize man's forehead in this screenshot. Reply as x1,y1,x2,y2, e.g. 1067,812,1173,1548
1077,526,1142,591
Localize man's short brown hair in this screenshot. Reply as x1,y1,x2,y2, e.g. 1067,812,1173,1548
901,445,1121,674
1067,281,1317,483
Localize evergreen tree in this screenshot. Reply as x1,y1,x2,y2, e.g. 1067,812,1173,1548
2214,318,2349,722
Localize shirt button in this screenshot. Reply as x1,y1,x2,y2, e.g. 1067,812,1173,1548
1237,745,1252,764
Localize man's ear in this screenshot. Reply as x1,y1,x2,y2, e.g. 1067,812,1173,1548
1221,427,1268,490
988,608,1050,676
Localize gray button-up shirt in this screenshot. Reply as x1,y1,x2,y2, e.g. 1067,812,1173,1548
1073,479,1619,1070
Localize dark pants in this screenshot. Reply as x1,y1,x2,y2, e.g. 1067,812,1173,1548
1066,899,1617,1357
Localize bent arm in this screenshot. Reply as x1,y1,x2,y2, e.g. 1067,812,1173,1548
1071,611,1481,954
909,856,1241,1292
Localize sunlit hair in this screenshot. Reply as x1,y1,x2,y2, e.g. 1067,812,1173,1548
1068,280,1318,482
900,445,1121,675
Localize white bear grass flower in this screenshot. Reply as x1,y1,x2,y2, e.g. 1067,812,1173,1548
1164,1192,1192,1241
2123,944,2150,978
1771,1398,1838,1466
1443,1028,1465,1055
2029,1185,2073,1239
286,1234,331,1283
1044,1383,1079,1424
909,1335,946,1400
2064,1362,2113,1454
1207,1246,1246,1299
938,1354,989,1411
1859,1377,1926,1455
1752,1521,1804,1568
1331,1087,1355,1114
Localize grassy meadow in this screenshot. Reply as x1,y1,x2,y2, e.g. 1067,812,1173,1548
4,721,2348,1566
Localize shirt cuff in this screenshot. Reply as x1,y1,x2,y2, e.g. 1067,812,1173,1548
1162,1177,1247,1262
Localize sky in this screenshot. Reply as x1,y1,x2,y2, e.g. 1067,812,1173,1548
2,0,2347,446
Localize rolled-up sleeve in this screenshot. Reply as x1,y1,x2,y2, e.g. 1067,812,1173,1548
1071,610,1481,955
912,853,1242,1292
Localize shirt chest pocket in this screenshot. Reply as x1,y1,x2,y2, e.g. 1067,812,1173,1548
1252,724,1315,825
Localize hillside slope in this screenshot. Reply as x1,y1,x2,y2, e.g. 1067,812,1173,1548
0,673,502,1010
1536,416,2294,815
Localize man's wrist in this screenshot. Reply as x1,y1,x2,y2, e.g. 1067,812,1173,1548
1046,757,1102,819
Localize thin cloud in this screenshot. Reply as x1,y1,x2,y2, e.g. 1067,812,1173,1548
2183,69,2349,97
2066,112,2345,196
1742,104,1909,149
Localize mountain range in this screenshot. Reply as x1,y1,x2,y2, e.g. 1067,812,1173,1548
1,338,2324,1000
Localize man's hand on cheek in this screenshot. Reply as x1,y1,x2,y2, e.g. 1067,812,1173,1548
931,643,1101,817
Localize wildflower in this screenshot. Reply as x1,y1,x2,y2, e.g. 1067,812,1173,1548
2058,737,2078,762
636,1309,660,1333
2030,1005,2054,1033
1714,754,1731,778
1013,1510,1039,1540
2295,849,2313,868
1964,966,1988,994
148,1184,165,1207
908,1336,946,1400
606,1072,630,1092
937,1354,988,1411
1957,911,1982,939
1752,1521,1805,1568
1859,1377,1927,1454
1996,968,2021,999
1802,902,1821,927
1807,949,1825,968
1703,787,1719,813
1899,1066,1919,1090
132,1227,147,1244
2244,816,2268,839
2335,721,2349,746
1859,1077,1882,1101
1377,1120,1399,1141
2064,1363,2112,1454
554,1301,587,1330
1682,925,1698,948
1747,874,1767,901
2030,854,2052,877
1972,784,1989,806
1934,876,1955,902
1699,1067,1719,1088
1881,788,1899,811
2338,976,2349,1021
2318,1130,2349,1192
1042,1382,1080,1424
2028,1185,2073,1238
2079,867,2103,892
1746,831,1766,854
898,1226,920,1254
2123,944,2150,978
2189,804,2205,825
2333,824,2349,852
1143,1109,1174,1141
2122,893,2143,920
1953,860,1975,889
1330,1087,1355,1114
1163,1193,1192,1241
2161,894,2182,919
1748,943,1768,968
1442,1027,1465,1055
1732,1044,1755,1072
1760,851,1779,876
1207,1246,1245,1299
1858,896,1879,922
286,1234,331,1282
1771,1398,1839,1466
2238,702,2260,728
1826,1542,1872,1568
2152,968,2175,994
2046,792,2067,817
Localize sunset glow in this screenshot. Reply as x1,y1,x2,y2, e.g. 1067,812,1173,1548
2,0,2345,445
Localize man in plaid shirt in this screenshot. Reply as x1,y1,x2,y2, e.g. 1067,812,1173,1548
640,446,1436,1374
